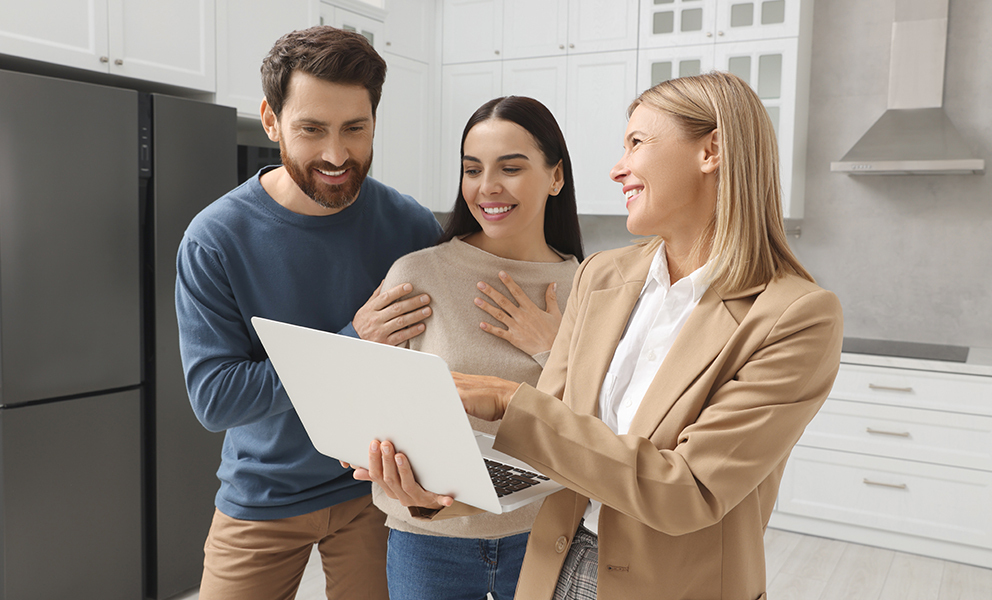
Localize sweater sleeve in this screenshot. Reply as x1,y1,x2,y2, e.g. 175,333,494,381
176,237,293,432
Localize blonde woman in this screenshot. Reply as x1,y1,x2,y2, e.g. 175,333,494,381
361,72,843,599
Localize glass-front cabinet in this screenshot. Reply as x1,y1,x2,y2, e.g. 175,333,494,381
640,0,801,47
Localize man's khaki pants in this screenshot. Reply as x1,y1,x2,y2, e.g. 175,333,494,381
198,494,388,600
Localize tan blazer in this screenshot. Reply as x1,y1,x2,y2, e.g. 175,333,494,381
492,242,844,600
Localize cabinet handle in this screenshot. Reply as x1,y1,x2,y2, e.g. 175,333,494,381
569,43,575,48
114,59,123,66
386,41,391,46
100,56,109,63
866,427,911,438
863,478,908,490
706,31,713,38
495,50,500,55
559,44,565,50
718,31,725,36
868,383,914,393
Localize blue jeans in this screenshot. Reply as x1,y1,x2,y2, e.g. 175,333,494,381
386,529,530,600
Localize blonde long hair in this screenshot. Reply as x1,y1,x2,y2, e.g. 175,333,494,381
630,72,812,293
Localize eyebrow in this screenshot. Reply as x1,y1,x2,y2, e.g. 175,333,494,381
292,116,371,128
462,153,531,163
625,130,647,143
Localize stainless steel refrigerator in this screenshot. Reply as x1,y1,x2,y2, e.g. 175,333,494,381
0,69,233,599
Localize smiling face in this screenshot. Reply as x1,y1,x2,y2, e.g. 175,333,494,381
460,118,563,260
261,71,374,215
611,105,719,243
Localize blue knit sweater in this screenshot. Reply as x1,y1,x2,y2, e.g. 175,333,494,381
176,168,441,520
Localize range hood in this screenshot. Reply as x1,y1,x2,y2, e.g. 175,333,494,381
831,0,984,175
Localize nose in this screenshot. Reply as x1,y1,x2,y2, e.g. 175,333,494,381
479,171,502,195
322,133,349,167
610,154,629,182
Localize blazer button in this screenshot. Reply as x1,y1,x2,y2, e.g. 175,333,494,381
555,536,569,553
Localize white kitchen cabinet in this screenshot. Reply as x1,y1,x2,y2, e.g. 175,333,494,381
565,51,638,215
442,0,504,64
382,0,435,63
501,56,569,127
377,53,436,209
567,0,640,54
640,0,802,48
770,357,992,569
501,0,569,60
464,0,638,61
0,0,215,91
216,0,319,118
439,61,503,210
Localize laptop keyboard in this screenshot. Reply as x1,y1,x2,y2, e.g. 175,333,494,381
484,459,550,498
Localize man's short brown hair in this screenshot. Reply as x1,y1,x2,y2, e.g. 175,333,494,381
261,26,387,118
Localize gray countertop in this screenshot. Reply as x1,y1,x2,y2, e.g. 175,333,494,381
841,344,992,377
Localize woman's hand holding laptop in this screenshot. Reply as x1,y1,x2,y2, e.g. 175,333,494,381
342,440,454,510
343,371,521,511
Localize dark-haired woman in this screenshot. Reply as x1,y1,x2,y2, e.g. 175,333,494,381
369,96,584,600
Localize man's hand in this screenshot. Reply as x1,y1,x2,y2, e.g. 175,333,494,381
353,282,432,345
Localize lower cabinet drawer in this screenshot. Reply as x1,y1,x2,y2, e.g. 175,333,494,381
778,446,992,549
800,398,992,470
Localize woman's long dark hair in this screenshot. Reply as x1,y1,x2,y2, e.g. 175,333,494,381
437,96,584,261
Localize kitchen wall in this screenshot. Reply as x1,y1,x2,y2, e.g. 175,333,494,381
582,0,992,349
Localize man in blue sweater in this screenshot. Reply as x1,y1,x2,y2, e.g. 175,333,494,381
176,27,441,600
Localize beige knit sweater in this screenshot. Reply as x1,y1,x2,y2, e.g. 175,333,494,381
373,236,579,539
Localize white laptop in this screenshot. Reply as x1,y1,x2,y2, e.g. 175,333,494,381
251,316,564,514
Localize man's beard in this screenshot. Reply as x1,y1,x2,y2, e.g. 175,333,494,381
280,145,373,211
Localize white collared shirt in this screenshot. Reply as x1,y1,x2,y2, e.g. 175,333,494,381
584,243,710,534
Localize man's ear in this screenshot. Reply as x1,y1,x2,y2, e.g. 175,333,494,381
701,129,720,174
260,99,280,142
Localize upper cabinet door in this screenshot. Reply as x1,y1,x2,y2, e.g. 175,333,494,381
442,0,503,64
567,0,639,54
0,0,110,73
502,0,567,60
713,0,802,42
383,0,434,63
640,0,718,48
109,0,216,91
216,0,318,118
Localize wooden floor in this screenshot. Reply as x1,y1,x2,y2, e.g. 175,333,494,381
173,528,992,600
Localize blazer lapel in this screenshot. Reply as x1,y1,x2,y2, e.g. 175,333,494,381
626,283,762,439
569,247,654,417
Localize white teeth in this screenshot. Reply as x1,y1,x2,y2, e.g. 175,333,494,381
318,168,346,177
625,188,641,201
482,205,513,215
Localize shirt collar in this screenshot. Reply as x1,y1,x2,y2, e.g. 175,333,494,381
646,241,710,303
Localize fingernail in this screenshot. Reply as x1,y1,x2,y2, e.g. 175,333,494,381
381,443,391,455
474,298,484,306
422,307,431,315
477,282,486,290
420,294,429,303
370,441,379,453
403,284,412,292
499,271,507,279
480,322,488,330
395,455,404,467
553,283,557,292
